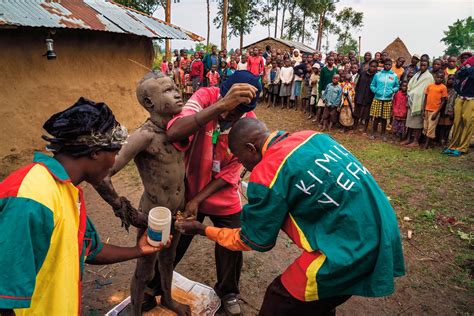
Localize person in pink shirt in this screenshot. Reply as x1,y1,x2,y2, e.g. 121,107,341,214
147,70,261,316
247,47,265,76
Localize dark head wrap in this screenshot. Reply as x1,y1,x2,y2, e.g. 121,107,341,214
42,97,127,157
220,70,262,112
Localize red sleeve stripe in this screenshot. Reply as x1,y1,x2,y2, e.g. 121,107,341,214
0,163,36,199
250,131,317,188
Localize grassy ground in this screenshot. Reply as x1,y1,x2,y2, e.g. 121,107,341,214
1,105,472,314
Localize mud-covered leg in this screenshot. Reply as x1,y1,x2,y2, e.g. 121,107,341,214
159,227,191,316
131,228,157,316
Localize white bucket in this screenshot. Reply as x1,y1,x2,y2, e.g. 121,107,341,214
147,207,172,246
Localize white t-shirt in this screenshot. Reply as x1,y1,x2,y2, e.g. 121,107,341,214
237,62,248,71
279,66,294,84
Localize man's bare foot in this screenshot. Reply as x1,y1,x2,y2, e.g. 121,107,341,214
400,139,411,145
406,142,419,148
161,298,191,316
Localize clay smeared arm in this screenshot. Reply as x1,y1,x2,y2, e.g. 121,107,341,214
94,129,153,229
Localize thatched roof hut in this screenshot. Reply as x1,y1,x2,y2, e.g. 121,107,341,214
382,37,412,63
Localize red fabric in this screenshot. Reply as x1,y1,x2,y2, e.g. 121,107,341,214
392,91,408,119
250,131,316,187
77,187,87,315
167,87,256,216
247,55,264,76
281,250,324,301
190,59,204,79
206,71,220,86
160,61,168,74
281,216,303,249
0,163,36,198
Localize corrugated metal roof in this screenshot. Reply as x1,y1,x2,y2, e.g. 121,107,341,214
0,0,203,41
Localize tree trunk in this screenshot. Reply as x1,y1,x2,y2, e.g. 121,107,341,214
165,0,171,61
301,10,306,43
280,1,286,38
316,11,325,51
287,0,296,40
206,0,210,51
274,0,279,38
240,32,244,50
266,0,271,36
221,0,229,50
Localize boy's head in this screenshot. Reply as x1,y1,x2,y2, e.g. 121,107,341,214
271,61,277,68
348,50,356,59
211,45,217,54
291,60,296,66
368,60,378,74
381,51,389,61
420,54,430,62
326,56,335,67
312,64,320,74
448,56,457,69
343,56,350,64
420,60,429,72
173,60,179,68
411,54,420,66
307,54,314,63
211,64,218,72
432,59,442,72
301,54,307,63
194,52,200,59
306,63,313,73
42,97,127,185
350,63,359,74
136,71,183,117
241,55,247,63
434,71,445,84
375,52,381,60
168,62,173,71
364,52,372,62
332,74,340,84
400,81,408,92
396,57,405,68
284,59,291,67
344,73,352,82
383,59,392,71
446,74,455,87
350,57,357,65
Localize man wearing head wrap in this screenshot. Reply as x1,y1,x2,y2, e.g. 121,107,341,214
0,98,169,316
162,70,260,316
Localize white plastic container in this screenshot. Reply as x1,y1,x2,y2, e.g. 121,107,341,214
147,206,172,246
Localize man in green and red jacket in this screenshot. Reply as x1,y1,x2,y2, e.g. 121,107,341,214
177,118,405,315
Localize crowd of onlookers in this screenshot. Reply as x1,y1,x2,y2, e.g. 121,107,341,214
161,46,474,156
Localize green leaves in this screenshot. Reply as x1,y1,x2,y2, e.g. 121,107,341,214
441,17,474,56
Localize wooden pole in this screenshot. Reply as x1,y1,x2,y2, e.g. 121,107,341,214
221,0,229,50
165,0,171,61
358,36,361,63
206,0,210,51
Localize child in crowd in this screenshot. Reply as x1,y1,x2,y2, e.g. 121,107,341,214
369,59,399,142
391,81,409,141
237,55,248,70
350,63,360,85
173,60,184,96
337,69,345,83
268,61,280,107
423,72,448,149
322,74,343,131
318,56,337,97
445,56,458,76
263,59,273,103
309,64,321,121
301,63,312,115
166,62,174,80
339,73,355,132
183,66,193,101
354,60,377,133
431,59,442,77
437,74,457,146
206,64,220,87
279,59,294,109
160,59,169,74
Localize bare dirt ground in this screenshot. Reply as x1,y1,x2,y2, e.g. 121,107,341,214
4,105,471,315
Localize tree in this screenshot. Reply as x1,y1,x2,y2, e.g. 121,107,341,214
214,0,262,49
312,0,338,50
221,0,229,49
115,0,163,15
260,0,276,37
206,0,211,52
441,17,474,56
334,7,363,54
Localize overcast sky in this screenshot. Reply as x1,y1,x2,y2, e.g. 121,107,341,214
154,0,473,57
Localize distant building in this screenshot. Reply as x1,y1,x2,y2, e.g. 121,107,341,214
0,0,202,159
243,37,316,55
382,37,412,64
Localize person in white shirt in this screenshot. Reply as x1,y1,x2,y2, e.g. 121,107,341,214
237,55,248,71
279,59,294,109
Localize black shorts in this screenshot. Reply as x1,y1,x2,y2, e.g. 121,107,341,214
259,276,351,316
323,107,339,123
